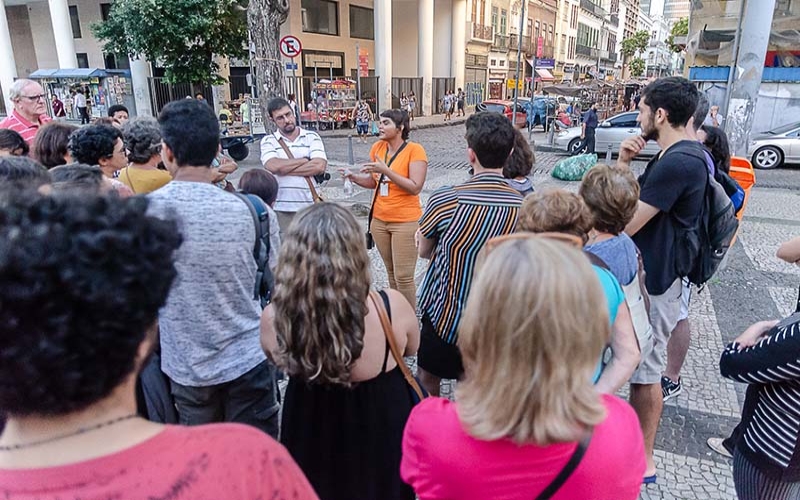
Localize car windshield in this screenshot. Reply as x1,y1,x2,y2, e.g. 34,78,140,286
764,122,800,135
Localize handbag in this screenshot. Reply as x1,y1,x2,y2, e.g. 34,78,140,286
534,429,593,500
366,142,408,249
370,121,379,136
276,137,324,203
369,290,427,404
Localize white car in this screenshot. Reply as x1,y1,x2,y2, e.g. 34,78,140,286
747,121,800,169
554,111,661,157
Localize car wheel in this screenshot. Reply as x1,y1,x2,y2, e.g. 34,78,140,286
227,142,249,161
568,138,583,154
752,146,783,169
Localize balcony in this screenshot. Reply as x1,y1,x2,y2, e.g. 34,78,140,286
493,33,509,51
576,43,598,58
602,51,617,63
580,0,606,18
538,44,555,59
609,13,619,27
509,34,532,54
468,22,494,44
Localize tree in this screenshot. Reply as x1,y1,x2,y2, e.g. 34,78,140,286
91,0,248,86
667,17,689,53
621,30,650,79
248,0,290,134
629,57,646,77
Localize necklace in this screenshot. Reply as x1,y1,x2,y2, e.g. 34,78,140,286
587,230,614,245
0,414,139,451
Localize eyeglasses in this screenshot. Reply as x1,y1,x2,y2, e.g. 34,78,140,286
482,232,583,254
19,94,46,102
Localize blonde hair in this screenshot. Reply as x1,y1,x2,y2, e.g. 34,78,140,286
518,189,594,244
272,203,371,386
456,238,609,444
579,164,640,234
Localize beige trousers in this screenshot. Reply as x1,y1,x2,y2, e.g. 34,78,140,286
370,219,418,309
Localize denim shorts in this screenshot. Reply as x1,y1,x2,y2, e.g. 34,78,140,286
356,121,369,134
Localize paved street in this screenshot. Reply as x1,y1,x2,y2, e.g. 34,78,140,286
238,124,800,500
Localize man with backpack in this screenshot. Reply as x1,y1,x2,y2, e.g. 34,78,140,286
617,77,711,484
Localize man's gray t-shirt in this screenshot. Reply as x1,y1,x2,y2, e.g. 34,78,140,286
148,181,265,386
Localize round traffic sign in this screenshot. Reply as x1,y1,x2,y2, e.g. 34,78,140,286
280,35,303,59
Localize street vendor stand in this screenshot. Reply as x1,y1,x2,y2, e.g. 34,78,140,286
219,96,265,161
301,79,357,130
29,68,134,120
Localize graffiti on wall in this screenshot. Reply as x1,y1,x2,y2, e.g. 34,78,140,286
465,81,485,106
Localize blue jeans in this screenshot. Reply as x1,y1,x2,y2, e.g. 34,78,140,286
356,121,369,135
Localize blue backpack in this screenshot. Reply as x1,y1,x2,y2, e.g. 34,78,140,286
234,193,274,307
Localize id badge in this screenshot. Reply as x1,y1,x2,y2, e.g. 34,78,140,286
379,182,389,197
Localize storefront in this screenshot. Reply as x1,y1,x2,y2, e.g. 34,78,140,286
29,68,134,120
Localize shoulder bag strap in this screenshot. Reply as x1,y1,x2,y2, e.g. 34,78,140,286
534,430,594,500
367,141,409,228
368,290,426,401
233,193,263,301
277,136,323,203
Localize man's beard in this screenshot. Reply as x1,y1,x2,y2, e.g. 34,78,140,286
641,115,659,142
281,123,296,134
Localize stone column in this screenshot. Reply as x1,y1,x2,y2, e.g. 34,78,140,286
725,0,775,158
48,0,78,68
129,56,153,117
451,0,467,92
211,55,232,114
418,0,434,116
374,0,392,111
0,2,17,110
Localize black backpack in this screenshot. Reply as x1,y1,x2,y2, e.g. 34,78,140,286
234,193,274,307
669,143,739,286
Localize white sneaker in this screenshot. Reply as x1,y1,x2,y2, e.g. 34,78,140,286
707,437,733,458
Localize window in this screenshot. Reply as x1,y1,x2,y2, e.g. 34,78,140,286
571,5,578,29
549,24,554,43
104,53,130,70
100,3,112,21
349,5,373,39
534,20,540,39
491,58,496,66
499,60,505,66
609,113,638,127
69,5,81,39
561,34,567,55
527,18,533,37
491,6,498,32
562,3,569,21
577,23,598,47
568,36,576,59
500,9,507,34
76,53,89,68
301,0,339,36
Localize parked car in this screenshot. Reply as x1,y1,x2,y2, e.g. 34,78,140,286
554,110,661,157
748,121,800,169
476,99,527,128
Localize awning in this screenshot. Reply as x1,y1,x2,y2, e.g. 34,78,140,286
536,69,555,81
29,68,108,79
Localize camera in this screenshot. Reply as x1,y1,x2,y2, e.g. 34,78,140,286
314,172,331,183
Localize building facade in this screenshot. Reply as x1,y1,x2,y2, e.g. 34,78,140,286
662,0,689,21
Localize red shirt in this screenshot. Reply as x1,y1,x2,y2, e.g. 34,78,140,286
401,394,645,500
0,110,51,145
0,424,319,499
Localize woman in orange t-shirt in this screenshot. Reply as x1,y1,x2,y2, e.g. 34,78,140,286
342,109,428,308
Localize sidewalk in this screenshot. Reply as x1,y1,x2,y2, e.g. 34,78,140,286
315,113,469,139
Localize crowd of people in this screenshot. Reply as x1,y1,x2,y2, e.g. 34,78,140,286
0,75,798,500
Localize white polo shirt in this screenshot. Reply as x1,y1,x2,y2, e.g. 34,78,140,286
260,128,327,213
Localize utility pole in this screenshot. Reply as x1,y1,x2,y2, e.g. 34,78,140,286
512,0,526,119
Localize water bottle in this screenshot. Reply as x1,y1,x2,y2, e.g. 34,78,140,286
343,177,354,197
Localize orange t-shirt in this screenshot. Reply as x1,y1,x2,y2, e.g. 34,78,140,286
370,141,428,223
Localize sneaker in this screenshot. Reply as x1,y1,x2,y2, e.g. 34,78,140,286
661,376,682,401
707,437,733,458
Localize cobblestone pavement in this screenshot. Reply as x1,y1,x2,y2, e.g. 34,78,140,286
238,125,800,500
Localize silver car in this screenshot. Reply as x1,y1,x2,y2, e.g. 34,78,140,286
554,111,661,157
748,121,800,169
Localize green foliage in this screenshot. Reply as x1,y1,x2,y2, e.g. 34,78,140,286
92,0,248,85
629,57,646,77
621,30,651,58
667,17,689,53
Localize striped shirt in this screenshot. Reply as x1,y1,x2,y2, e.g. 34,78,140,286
0,110,51,144
418,173,523,344
260,128,327,212
720,317,800,472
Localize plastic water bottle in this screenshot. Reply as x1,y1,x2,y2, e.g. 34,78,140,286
343,177,354,197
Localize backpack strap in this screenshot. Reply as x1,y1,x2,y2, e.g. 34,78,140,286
233,193,266,301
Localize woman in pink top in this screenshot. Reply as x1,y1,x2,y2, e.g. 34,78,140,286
401,235,645,500
0,194,317,499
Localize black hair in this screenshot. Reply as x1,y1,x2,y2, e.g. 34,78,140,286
0,129,28,156
0,194,182,416
465,112,515,169
107,104,129,117
239,169,279,206
0,156,50,192
32,122,78,169
379,109,410,140
158,99,219,167
641,76,699,128
701,125,731,174
68,125,123,165
503,128,535,179
49,163,105,193
267,97,291,118
691,93,710,131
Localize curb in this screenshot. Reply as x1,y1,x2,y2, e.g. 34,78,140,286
316,117,469,139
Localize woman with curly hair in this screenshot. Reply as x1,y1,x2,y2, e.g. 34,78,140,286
118,117,172,194
0,195,317,498
261,203,420,500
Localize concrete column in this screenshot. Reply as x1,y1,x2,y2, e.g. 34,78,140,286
212,55,232,114
724,0,775,157
374,0,392,111
451,0,466,91
418,0,434,116
129,56,153,117
48,0,78,68
0,3,18,111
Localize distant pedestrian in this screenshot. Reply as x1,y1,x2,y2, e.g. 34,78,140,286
400,93,409,115
74,89,90,124
573,102,598,154
457,88,465,116
704,105,724,128
443,91,454,121
408,91,416,121
51,95,66,119
351,98,373,143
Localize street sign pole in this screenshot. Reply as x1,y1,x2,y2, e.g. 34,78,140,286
513,0,525,126
355,42,361,101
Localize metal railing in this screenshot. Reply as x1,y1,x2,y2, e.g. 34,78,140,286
602,51,617,63
469,22,494,42
509,33,532,53
493,34,508,50
580,0,606,17
576,43,597,58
